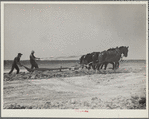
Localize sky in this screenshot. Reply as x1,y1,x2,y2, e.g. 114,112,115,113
3,3,147,60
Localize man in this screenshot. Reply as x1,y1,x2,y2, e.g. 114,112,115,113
30,50,40,69
9,53,23,74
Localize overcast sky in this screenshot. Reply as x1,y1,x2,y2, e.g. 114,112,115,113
3,3,146,60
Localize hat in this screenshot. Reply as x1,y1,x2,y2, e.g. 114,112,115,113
31,50,35,53
18,53,23,56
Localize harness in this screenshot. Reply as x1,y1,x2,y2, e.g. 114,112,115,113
119,54,124,62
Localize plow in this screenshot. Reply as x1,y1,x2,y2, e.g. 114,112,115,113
22,65,81,72
22,60,119,73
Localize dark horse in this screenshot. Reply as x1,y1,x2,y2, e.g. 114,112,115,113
100,48,121,70
79,54,93,70
92,51,117,70
96,46,129,72
80,52,111,70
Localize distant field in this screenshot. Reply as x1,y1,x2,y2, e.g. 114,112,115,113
4,60,80,70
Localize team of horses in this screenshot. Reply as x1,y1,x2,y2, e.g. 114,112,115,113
79,46,129,72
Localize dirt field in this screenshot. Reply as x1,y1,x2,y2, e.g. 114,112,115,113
3,60,146,109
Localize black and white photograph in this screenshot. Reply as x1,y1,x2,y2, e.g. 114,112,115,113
1,1,148,118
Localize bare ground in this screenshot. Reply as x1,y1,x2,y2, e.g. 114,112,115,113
3,62,146,109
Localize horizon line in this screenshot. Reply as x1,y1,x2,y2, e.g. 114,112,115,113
4,59,146,61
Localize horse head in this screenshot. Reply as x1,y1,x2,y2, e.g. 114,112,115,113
119,46,129,57
79,55,85,64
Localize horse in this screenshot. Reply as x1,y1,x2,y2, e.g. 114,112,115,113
92,51,117,70
79,55,86,69
96,46,129,72
91,52,100,70
83,53,93,70
79,52,107,70
100,48,121,70
79,53,93,70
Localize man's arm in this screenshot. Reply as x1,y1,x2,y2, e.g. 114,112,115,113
31,54,40,60
33,54,40,60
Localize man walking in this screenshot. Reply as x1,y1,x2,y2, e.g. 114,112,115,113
30,50,40,69
9,53,23,74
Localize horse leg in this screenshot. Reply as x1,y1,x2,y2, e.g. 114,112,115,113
100,64,104,69
96,64,99,73
81,65,84,69
93,63,97,70
96,64,102,73
112,62,115,70
104,63,108,70
116,62,119,69
97,63,101,70
85,65,88,69
88,64,91,70
114,64,116,73
96,64,98,73
92,64,96,70
88,67,90,70
113,62,117,73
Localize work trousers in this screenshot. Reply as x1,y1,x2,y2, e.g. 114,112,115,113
9,64,19,74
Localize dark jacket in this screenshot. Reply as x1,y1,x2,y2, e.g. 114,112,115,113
30,53,37,63
13,56,21,66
